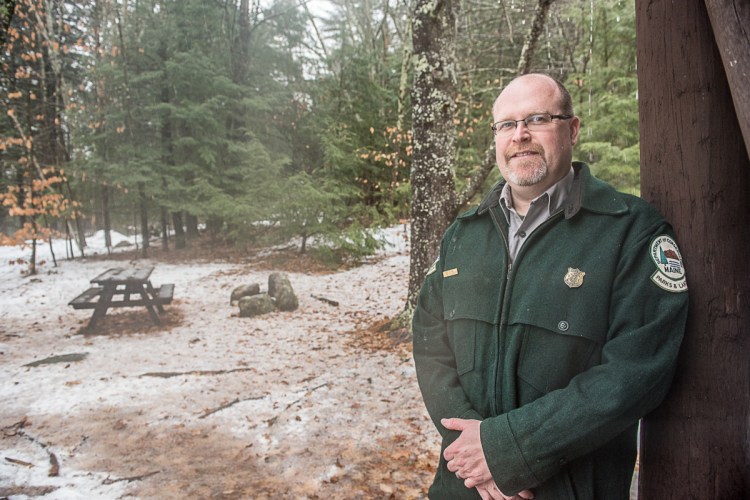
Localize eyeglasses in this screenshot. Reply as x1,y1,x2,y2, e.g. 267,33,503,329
491,113,573,136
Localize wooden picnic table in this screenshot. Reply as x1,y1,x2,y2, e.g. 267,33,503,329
69,266,174,330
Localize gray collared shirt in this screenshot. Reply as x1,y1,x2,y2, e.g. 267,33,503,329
499,167,575,263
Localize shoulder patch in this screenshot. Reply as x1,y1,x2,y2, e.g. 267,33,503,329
426,257,439,276
649,235,687,293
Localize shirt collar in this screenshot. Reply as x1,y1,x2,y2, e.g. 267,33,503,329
499,167,575,223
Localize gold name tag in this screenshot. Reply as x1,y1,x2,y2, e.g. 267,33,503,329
442,268,459,278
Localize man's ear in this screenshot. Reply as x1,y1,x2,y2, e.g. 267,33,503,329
570,116,581,145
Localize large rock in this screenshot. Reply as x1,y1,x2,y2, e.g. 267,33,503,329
230,283,261,306
268,272,298,312
238,294,275,317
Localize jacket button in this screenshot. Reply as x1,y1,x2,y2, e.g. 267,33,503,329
557,321,569,332
559,457,567,465
449,310,455,318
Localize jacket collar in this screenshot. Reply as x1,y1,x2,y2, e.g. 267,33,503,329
468,162,628,220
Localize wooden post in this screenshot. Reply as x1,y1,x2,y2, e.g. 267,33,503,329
636,0,750,497
704,0,750,161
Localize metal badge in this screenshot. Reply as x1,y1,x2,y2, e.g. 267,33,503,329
564,268,585,288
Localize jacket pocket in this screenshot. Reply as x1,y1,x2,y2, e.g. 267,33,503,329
447,319,477,375
446,318,497,417
516,318,600,396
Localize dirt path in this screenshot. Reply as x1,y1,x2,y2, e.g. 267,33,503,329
0,253,439,499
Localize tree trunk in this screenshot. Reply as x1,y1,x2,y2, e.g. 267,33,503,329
516,0,554,75
186,213,199,239
64,180,86,255
29,234,37,276
44,216,57,266
65,219,75,259
636,0,750,497
160,206,169,251
207,216,223,241
102,184,112,253
116,2,145,258
172,211,186,249
139,182,149,258
407,0,460,308
159,52,177,251
396,16,412,132
233,0,250,83
94,0,110,254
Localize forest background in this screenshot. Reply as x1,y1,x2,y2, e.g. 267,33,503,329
1,0,639,292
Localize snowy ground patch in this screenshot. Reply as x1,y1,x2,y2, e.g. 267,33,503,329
0,225,439,499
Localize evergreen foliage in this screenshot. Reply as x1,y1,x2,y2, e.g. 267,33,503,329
1,0,643,262
560,0,640,193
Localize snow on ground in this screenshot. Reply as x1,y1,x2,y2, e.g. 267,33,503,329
0,225,439,499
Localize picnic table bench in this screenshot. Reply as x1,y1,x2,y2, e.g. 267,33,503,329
69,266,174,330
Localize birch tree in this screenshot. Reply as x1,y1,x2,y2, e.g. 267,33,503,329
406,0,558,309
407,0,460,308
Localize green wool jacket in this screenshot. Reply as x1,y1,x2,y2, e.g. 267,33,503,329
413,162,688,500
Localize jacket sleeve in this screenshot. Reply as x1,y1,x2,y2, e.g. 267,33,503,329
412,229,483,440
481,222,688,494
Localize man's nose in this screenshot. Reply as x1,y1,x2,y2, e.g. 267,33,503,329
512,122,531,141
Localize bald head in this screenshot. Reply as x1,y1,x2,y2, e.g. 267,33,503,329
493,74,574,118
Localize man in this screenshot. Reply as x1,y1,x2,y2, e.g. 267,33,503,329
412,73,688,500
